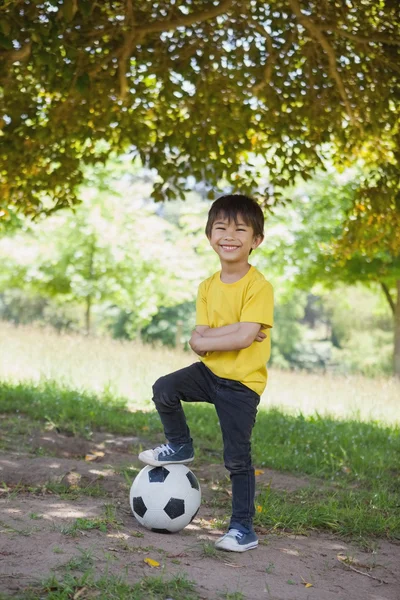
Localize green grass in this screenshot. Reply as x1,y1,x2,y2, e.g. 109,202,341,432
0,572,199,600
1,480,108,500
254,485,400,540
1,380,398,490
252,410,400,491
0,380,159,437
60,548,95,573
1,378,400,540
59,503,121,537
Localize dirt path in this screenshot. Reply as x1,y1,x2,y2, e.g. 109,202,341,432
0,426,399,599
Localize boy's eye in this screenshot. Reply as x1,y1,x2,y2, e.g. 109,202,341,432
237,228,246,231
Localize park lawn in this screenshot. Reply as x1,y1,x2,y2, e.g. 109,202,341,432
1,378,399,544
0,573,200,600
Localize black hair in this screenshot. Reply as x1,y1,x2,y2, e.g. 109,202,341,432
205,194,265,240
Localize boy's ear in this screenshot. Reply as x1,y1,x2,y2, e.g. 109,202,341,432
252,234,264,250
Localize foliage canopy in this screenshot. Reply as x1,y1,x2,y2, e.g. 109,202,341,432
1,0,399,229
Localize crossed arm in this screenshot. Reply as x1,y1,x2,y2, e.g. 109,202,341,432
189,322,267,356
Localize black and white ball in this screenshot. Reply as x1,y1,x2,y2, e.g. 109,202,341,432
130,464,201,533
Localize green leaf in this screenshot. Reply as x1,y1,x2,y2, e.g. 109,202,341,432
0,19,11,36
62,0,77,22
0,33,13,50
76,73,90,94
79,0,92,17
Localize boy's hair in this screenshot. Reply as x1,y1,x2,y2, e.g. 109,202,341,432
205,194,265,240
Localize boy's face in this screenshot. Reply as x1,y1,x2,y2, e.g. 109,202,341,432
208,214,263,264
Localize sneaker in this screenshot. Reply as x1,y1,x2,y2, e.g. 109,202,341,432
138,442,194,466
215,528,258,552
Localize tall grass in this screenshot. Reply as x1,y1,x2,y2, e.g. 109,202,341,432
1,322,399,424
264,369,400,424
0,322,192,410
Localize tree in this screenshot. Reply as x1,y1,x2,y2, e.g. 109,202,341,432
0,160,207,334
1,0,399,230
258,167,400,376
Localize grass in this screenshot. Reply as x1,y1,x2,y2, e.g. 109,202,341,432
254,485,400,541
1,379,399,540
0,572,200,600
1,380,398,491
59,548,95,572
1,479,108,500
0,322,192,409
1,321,399,424
59,503,121,537
1,323,400,541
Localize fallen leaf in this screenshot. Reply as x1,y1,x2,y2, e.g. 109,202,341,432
85,451,105,462
337,554,372,570
144,557,160,568
73,587,87,599
280,548,299,556
223,561,243,568
255,470,264,476
301,576,313,588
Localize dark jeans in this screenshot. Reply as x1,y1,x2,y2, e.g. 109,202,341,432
152,362,260,532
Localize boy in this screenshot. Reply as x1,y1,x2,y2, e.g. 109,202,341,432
139,194,274,552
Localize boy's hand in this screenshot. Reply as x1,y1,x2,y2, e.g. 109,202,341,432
255,330,266,343
189,330,207,357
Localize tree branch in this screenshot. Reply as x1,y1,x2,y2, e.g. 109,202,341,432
288,0,359,129
0,42,32,63
89,1,234,88
380,282,396,316
252,21,276,92
118,0,135,101
137,0,235,34
320,25,400,47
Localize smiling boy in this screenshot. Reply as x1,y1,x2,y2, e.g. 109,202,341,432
139,194,274,552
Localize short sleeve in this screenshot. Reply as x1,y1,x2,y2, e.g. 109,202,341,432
240,280,274,328
196,282,209,326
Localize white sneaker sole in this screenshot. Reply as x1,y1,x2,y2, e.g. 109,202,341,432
215,539,258,552
138,452,194,467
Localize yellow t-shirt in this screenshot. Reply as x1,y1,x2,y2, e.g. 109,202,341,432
196,265,274,395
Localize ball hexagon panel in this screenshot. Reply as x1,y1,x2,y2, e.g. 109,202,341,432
164,498,185,519
130,464,201,533
148,466,170,483
186,470,200,491
132,496,147,518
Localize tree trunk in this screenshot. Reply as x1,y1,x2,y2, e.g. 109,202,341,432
85,295,92,335
175,320,183,350
394,280,400,378
85,238,95,336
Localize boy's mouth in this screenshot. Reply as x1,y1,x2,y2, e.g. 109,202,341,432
220,245,239,251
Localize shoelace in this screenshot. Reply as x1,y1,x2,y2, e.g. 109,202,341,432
228,529,244,540
155,443,174,457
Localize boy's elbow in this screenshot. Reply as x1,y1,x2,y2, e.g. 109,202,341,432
237,324,260,349
238,333,255,349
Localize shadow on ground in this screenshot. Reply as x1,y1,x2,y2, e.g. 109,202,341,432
0,416,399,600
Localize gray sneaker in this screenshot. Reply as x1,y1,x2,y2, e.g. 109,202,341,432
138,442,194,467
215,528,258,552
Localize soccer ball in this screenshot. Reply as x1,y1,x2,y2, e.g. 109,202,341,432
130,464,201,533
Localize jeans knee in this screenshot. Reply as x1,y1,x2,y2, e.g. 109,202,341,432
152,375,179,409
152,376,165,400
225,457,252,474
